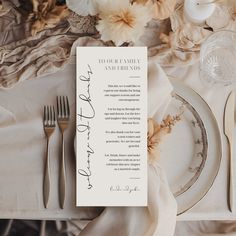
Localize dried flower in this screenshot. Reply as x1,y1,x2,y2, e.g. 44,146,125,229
147,115,180,163
96,0,152,45
29,0,70,36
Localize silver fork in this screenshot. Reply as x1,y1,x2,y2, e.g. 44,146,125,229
43,105,56,208
57,96,70,209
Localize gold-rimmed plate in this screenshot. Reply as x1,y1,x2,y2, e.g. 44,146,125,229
157,79,222,215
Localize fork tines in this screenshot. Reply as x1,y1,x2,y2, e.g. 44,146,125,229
43,105,56,127
57,96,70,120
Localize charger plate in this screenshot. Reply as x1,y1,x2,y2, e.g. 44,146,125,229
158,79,222,215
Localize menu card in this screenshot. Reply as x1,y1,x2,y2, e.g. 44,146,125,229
76,47,147,206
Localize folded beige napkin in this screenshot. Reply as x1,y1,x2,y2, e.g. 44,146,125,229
148,61,173,121
78,62,177,236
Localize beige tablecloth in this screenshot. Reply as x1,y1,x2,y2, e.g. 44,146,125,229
1,52,236,236
0,62,103,220
0,53,179,236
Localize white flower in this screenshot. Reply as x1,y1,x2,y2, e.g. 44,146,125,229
96,0,152,45
66,0,99,16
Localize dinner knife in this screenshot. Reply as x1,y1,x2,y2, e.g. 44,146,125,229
224,91,235,212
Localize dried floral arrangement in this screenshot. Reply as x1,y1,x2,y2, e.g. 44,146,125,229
17,0,176,43
11,0,236,68
147,115,180,163
66,0,177,46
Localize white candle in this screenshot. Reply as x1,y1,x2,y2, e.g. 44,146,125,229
184,0,216,24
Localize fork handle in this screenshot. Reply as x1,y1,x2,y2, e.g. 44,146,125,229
43,139,50,208
59,133,66,209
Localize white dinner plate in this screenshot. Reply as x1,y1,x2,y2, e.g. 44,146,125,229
158,79,222,215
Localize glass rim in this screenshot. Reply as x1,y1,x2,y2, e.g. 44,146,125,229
200,29,236,60
204,29,236,40
200,30,236,86
201,29,236,47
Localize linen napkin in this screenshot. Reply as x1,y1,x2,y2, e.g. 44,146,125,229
148,61,173,121
78,62,177,236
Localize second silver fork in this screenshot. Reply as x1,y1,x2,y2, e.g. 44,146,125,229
57,96,70,209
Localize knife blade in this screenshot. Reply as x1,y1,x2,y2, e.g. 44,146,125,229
224,91,235,212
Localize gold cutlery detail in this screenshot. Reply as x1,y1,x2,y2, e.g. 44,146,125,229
57,96,70,209
224,91,235,212
43,105,56,208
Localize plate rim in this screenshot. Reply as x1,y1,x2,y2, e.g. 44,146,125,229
169,92,209,197
168,77,222,216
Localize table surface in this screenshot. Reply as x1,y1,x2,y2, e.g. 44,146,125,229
0,55,235,221
0,57,103,220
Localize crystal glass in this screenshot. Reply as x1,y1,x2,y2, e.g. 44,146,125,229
200,30,236,86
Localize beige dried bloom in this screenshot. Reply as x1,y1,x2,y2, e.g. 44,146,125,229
96,0,152,45
147,115,180,163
